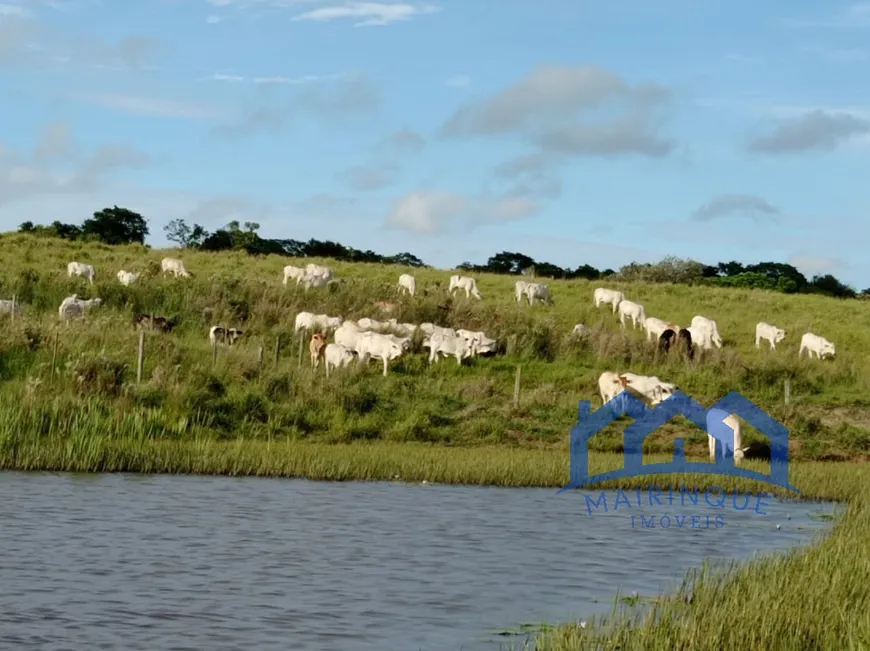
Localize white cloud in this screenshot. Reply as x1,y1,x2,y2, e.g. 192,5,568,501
0,123,153,206
75,93,223,120
385,189,539,234
292,2,440,27
200,71,348,85
446,74,471,88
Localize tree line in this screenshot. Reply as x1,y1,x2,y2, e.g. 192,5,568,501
14,208,867,300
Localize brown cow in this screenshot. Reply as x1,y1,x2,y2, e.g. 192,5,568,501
309,332,327,368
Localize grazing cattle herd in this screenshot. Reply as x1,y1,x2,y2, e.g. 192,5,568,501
6,256,842,454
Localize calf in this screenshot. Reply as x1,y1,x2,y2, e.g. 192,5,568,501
755,322,786,350
572,323,588,337
397,273,416,296
58,295,102,321
618,300,646,329
618,372,678,406
161,257,191,278
324,343,356,377
593,287,624,313
209,325,244,347
677,328,695,360
67,261,95,285
424,332,474,365
282,264,305,286
708,412,749,466
658,328,678,353
448,275,482,299
117,270,140,286
133,313,176,333
691,315,723,348
644,317,679,342
354,331,404,376
799,332,835,359
309,332,327,368
524,282,553,305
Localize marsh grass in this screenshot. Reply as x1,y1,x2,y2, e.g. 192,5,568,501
1,233,870,461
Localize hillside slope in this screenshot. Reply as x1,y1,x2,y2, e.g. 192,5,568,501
0,232,867,459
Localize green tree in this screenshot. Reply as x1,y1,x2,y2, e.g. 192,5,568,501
164,218,209,249
81,206,149,245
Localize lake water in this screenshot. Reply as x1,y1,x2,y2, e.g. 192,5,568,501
0,472,836,650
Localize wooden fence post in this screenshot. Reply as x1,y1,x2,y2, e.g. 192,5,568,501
136,330,145,384
298,331,305,368
51,331,59,377
212,338,218,367
10,294,15,324
784,378,791,405
257,345,264,374
273,335,280,365
513,365,522,407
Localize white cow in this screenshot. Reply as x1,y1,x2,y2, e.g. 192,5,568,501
598,371,625,404
799,332,835,359
355,332,404,376
593,287,624,313
117,270,140,287
385,319,418,337
304,263,333,282
425,332,474,365
691,315,722,348
282,264,306,286
515,280,530,303
294,312,343,333
58,295,102,321
755,322,786,350
708,413,748,466
448,275,482,299
419,323,457,340
618,300,646,329
161,257,191,278
644,317,679,342
455,329,497,356
0,298,21,317
397,273,416,296
300,273,332,290
67,261,95,285
324,343,356,377
334,322,363,349
685,325,709,350
524,282,553,305
358,317,387,331
618,372,678,406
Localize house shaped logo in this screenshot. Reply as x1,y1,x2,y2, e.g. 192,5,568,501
561,390,799,493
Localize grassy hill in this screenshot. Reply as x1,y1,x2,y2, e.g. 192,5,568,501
0,231,868,461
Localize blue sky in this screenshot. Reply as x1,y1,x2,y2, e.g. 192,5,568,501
1,1,869,287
